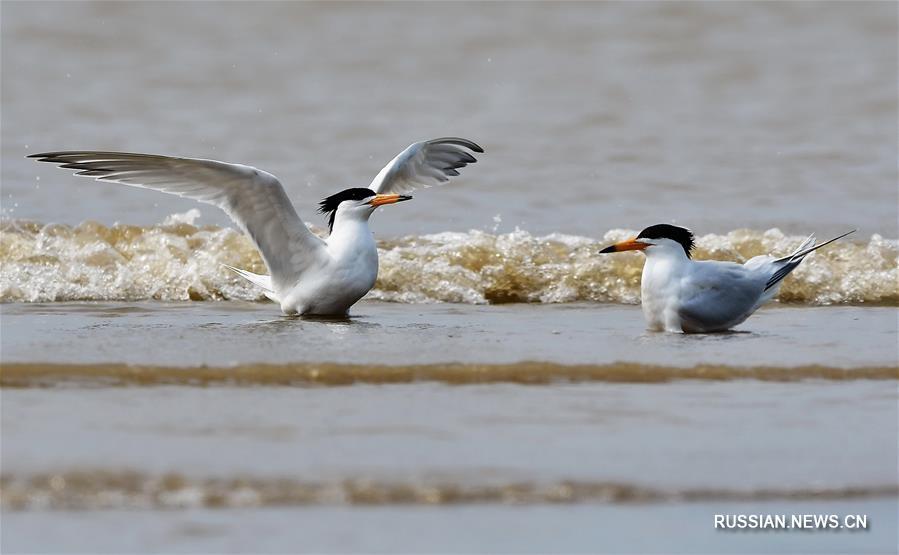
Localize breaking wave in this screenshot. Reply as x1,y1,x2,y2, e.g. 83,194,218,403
1,211,896,305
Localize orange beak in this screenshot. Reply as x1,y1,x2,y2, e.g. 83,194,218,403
600,237,648,253
369,194,412,207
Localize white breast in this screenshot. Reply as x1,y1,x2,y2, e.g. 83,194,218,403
280,220,379,316
640,255,685,332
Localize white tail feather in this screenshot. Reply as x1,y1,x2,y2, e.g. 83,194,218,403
784,229,856,262
222,264,279,302
765,230,856,291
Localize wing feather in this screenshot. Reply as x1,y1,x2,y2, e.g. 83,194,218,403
677,261,765,332
29,151,325,291
368,137,484,195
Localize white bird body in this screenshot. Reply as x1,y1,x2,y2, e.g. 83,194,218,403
603,225,855,333
31,138,483,316
278,215,379,315
642,249,769,332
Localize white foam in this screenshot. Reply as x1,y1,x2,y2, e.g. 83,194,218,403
1,215,895,305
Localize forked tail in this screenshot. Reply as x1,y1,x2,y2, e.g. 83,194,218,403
222,264,279,302
764,229,856,291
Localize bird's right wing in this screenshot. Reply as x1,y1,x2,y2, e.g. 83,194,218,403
368,137,484,195
29,151,326,291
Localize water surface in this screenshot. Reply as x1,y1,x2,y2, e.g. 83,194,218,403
1,2,896,554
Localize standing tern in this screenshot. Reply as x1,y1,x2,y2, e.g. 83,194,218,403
599,224,855,333
29,137,483,316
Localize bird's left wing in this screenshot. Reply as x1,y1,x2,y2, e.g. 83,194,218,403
368,137,483,195
676,261,765,332
29,151,327,291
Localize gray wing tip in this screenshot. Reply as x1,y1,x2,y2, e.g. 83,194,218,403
28,151,100,158
28,151,100,162
28,151,160,160
28,152,61,160
427,137,485,154
27,154,112,173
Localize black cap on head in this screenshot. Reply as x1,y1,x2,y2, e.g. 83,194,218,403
637,224,695,258
318,188,376,232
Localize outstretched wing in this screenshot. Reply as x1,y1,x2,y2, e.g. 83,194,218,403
29,151,326,291
368,137,484,195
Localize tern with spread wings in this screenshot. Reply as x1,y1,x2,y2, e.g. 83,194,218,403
600,224,855,333
30,138,483,316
